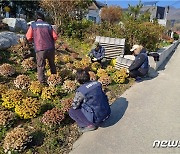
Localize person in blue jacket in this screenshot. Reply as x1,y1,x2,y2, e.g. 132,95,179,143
88,42,105,63
128,45,149,81
69,69,111,133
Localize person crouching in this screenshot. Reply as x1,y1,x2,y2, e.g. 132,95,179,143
69,69,111,133
88,42,105,63
128,45,149,81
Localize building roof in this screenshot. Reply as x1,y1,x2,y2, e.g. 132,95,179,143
143,1,158,6
89,0,106,10
95,1,106,9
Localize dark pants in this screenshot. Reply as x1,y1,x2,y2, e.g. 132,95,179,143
129,70,144,78
91,58,102,63
69,108,94,128
36,50,56,83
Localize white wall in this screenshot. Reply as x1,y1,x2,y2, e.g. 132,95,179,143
86,9,101,23
158,19,167,26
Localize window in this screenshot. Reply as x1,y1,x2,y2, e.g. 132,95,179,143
89,16,96,23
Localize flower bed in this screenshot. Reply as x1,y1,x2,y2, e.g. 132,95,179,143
0,38,134,154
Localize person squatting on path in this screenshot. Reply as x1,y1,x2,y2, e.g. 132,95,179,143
26,12,58,84
128,45,149,81
69,69,111,133
88,42,105,64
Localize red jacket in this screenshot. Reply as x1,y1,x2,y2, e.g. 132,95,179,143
26,19,57,52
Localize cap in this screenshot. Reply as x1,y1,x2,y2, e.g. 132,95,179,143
130,45,140,52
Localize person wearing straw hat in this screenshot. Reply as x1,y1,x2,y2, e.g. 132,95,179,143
88,42,105,63
128,45,149,81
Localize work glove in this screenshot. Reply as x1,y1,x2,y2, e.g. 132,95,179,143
93,58,97,61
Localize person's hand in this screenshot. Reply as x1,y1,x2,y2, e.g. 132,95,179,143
126,69,130,74
93,58,97,61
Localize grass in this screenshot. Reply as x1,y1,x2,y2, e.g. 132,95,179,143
62,37,92,56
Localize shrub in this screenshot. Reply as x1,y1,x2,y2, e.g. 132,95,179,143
110,59,117,67
54,54,61,64
73,60,83,69
14,75,30,89
45,59,50,69
41,87,58,100
112,69,128,84
15,97,41,119
0,111,16,127
61,55,72,64
70,53,79,59
80,57,91,69
42,108,65,128
97,69,108,78
47,74,62,87
3,127,32,153
100,6,122,24
90,21,124,39
106,65,116,75
135,22,164,51
173,32,179,40
22,57,36,71
98,75,112,87
91,62,101,72
40,0,92,35
73,58,91,70
162,34,171,41
0,84,8,98
62,80,78,93
65,63,74,71
59,69,74,80
2,90,24,109
45,69,51,76
0,63,15,77
64,19,93,39
29,81,42,95
119,68,129,78
61,98,73,113
88,71,97,81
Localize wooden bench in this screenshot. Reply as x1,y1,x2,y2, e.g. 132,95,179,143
95,36,125,59
115,56,133,70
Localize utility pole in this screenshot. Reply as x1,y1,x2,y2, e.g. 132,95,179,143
165,6,169,27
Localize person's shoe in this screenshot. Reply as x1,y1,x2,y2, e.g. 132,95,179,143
78,125,97,133
135,76,143,82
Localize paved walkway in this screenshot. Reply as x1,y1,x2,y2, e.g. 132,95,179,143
70,45,180,154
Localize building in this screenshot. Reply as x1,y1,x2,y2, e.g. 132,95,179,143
141,1,169,26
86,1,106,23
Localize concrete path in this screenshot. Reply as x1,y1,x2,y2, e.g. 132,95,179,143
70,45,180,154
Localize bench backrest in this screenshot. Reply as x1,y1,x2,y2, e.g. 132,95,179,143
95,36,125,59
115,56,133,70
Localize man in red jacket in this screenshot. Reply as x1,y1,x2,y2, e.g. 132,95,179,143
26,12,58,84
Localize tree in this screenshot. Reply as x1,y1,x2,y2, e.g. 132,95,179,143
40,0,92,30
1,0,40,19
127,2,143,20
121,1,164,52
100,6,122,24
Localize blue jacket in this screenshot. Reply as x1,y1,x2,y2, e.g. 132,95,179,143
77,81,111,124
129,48,149,75
89,46,105,60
